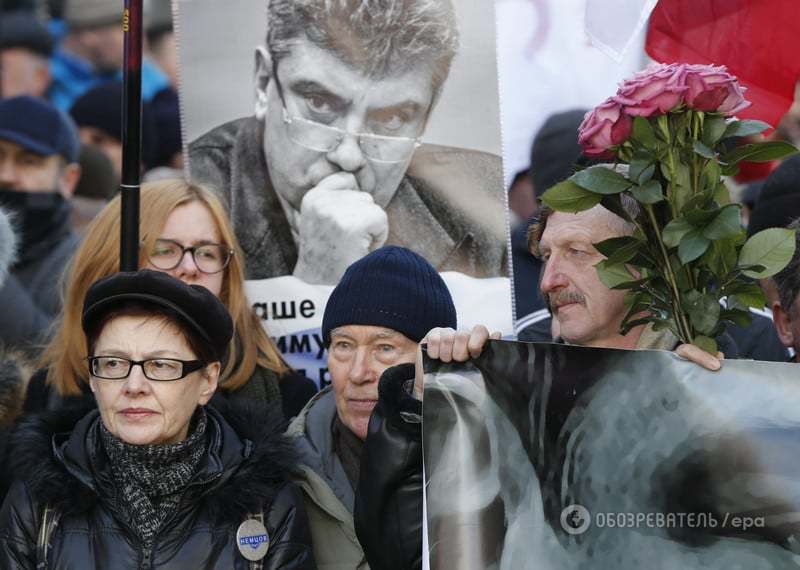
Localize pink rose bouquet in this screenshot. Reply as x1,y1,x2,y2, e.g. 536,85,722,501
541,62,797,354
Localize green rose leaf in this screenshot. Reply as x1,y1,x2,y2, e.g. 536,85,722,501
702,204,742,240
700,237,738,278
594,260,635,289
631,180,664,204
723,141,799,164
693,141,716,159
678,230,711,264
738,227,797,278
684,293,720,336
720,308,753,328
629,159,655,184
729,282,767,308
722,119,771,140
633,117,658,148
692,335,718,355
594,236,639,258
541,179,602,213
663,218,694,248
702,115,728,147
712,183,731,205
572,167,632,195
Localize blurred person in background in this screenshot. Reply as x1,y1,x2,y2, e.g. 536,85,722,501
0,95,81,350
50,0,168,110
69,80,156,178
0,11,54,98
144,0,178,89
69,143,117,232
27,179,317,422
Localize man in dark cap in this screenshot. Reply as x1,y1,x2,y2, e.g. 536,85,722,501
0,11,54,98
286,245,458,568
0,95,82,349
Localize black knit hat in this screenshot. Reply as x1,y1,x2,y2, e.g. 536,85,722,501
321,246,457,345
747,155,800,236
82,270,233,362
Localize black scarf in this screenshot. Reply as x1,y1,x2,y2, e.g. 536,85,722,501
0,189,72,267
332,415,363,490
99,408,208,546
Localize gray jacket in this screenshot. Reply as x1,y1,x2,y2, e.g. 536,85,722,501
287,388,369,570
188,117,507,280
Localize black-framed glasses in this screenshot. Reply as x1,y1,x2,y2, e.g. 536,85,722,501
272,61,421,164
147,239,233,274
88,356,206,381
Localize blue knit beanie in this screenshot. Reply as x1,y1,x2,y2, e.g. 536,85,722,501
322,246,457,345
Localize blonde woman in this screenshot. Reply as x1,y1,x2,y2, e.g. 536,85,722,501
26,179,316,419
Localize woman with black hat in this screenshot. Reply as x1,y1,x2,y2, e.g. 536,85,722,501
0,270,315,569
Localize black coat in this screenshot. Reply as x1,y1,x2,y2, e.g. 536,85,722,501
354,363,422,570
0,402,317,570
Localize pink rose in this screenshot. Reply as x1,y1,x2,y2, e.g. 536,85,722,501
612,63,687,118
578,98,633,158
683,64,750,115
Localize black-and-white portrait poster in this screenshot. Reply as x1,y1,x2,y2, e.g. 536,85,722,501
423,342,800,569
176,0,512,385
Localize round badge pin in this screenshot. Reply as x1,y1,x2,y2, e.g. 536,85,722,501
236,519,270,561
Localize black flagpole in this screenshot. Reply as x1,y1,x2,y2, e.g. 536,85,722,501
120,0,143,272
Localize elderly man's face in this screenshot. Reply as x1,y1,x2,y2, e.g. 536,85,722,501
327,325,418,440
538,207,631,348
258,38,434,211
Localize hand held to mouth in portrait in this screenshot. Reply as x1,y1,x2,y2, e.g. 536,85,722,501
292,172,389,284
413,325,502,401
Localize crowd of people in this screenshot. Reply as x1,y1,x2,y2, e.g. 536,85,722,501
0,0,800,568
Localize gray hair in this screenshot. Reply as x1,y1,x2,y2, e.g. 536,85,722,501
773,218,800,314
266,0,459,106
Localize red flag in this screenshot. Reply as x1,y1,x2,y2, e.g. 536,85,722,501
646,0,800,130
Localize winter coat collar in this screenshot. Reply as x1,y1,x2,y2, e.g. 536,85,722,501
288,388,356,517
9,399,296,524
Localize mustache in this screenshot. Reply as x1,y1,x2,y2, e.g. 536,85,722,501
548,290,586,310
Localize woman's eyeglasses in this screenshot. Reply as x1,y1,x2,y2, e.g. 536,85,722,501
146,239,233,274
88,356,205,381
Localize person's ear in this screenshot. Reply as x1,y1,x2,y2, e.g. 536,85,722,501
198,362,220,405
772,301,795,350
254,46,273,120
58,162,81,199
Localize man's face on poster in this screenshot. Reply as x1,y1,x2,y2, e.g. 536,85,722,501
256,37,435,211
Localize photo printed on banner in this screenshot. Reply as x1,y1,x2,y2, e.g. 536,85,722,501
423,341,800,569
176,0,512,385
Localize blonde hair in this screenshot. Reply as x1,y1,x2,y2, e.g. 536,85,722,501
41,179,288,396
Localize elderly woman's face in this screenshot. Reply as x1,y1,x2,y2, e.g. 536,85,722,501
89,315,219,445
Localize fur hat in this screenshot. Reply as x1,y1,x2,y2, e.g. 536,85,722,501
64,0,121,30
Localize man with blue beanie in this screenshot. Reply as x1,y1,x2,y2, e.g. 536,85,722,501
287,245,457,569
0,95,82,349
